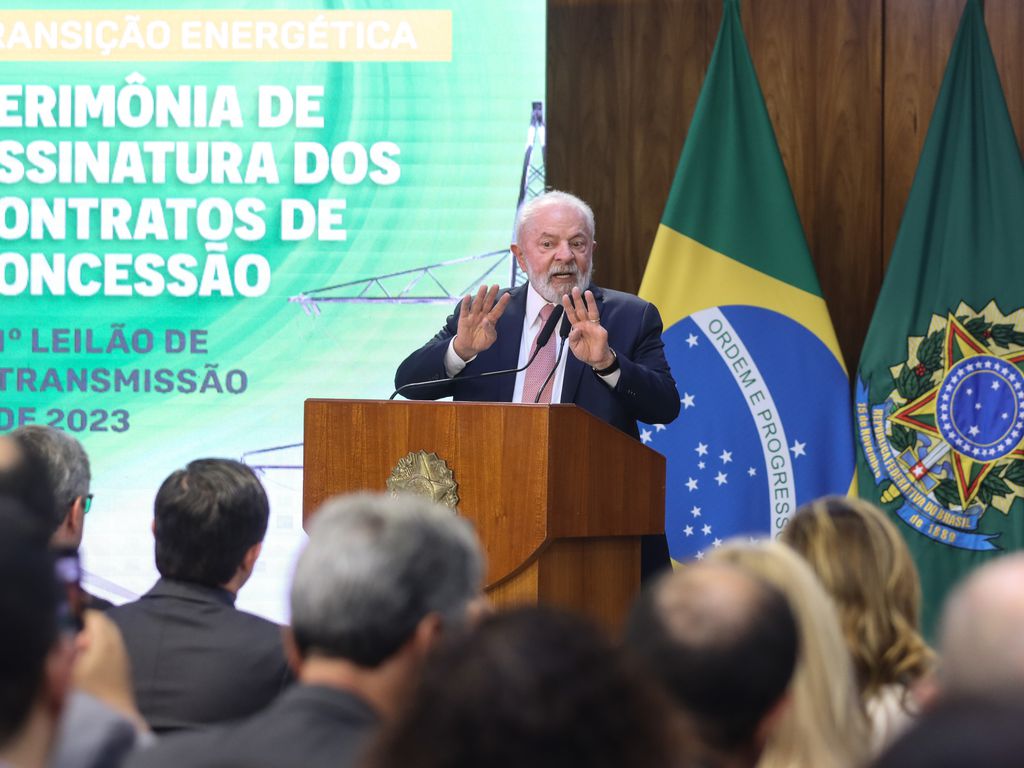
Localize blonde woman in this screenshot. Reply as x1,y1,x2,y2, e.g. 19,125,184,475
781,496,935,753
710,540,869,768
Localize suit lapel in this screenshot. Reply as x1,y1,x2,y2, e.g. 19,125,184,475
561,285,603,404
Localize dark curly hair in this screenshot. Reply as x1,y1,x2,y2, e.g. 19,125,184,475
366,606,690,768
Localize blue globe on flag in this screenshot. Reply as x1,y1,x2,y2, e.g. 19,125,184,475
641,305,854,562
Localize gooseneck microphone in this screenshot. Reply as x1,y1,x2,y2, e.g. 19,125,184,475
390,305,565,400
532,312,572,404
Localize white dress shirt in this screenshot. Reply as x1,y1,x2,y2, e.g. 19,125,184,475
443,283,621,399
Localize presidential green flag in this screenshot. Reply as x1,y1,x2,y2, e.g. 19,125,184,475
856,0,1024,634
638,0,853,563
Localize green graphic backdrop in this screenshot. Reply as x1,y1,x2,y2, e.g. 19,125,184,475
0,0,545,621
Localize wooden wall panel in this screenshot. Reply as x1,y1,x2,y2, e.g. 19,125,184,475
882,0,963,270
743,0,818,262
984,0,1024,150
742,0,882,368
547,0,711,292
883,0,1024,271
808,0,883,369
548,0,1023,371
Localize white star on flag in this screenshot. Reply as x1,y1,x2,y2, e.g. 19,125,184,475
790,440,807,458
690,506,702,518
696,442,708,456
702,524,712,535
698,461,706,470
696,551,705,560
715,471,728,486
992,381,1001,390
720,450,732,463
969,425,980,436
686,477,698,491
640,428,652,444
713,538,723,548
682,393,696,409
654,424,667,432
686,333,699,348
684,525,694,536
747,467,757,477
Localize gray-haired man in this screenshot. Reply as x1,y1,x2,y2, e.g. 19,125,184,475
11,425,91,547
11,425,112,611
127,492,486,768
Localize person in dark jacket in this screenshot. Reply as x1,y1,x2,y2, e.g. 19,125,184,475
109,459,291,733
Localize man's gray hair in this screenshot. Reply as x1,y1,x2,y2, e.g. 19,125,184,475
514,189,596,245
11,425,90,511
290,492,484,668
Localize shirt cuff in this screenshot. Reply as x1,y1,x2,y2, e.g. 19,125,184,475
444,338,475,377
598,369,621,388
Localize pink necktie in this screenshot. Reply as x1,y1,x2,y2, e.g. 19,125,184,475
521,304,556,403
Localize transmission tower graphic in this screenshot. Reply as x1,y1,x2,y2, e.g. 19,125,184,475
227,104,547,623
243,102,546,478
287,101,546,316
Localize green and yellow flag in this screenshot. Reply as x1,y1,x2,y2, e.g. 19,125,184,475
639,0,852,563
856,0,1024,633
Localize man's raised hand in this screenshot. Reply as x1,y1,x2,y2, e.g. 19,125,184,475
453,284,511,361
561,287,613,368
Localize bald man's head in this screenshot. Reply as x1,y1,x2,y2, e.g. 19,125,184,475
940,554,1024,696
624,563,798,758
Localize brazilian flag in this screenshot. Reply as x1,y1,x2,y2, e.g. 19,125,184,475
856,0,1024,635
638,0,853,564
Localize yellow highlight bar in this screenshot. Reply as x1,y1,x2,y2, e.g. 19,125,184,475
0,10,452,62
640,224,847,372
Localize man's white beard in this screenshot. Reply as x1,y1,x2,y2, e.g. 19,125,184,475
528,262,593,304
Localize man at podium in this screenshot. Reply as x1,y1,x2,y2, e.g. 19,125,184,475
395,190,680,440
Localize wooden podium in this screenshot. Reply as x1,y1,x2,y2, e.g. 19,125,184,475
303,399,666,628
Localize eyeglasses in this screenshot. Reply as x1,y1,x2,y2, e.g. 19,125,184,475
82,494,93,514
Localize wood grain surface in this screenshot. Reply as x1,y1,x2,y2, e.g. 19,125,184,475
548,0,1022,370
303,399,664,586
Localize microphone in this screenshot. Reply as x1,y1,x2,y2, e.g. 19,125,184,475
532,312,572,403
533,304,564,350
390,305,565,400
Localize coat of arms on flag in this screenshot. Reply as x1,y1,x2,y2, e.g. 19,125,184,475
855,0,1024,632
859,303,1024,552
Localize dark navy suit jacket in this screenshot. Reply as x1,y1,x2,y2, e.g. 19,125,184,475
125,685,378,768
109,578,293,733
394,284,680,437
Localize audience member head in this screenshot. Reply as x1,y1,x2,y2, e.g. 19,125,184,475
782,495,933,701
939,552,1024,696
874,693,1024,768
153,458,269,591
11,426,91,549
368,606,687,768
290,492,484,670
624,560,797,767
0,500,74,767
0,434,58,536
710,540,870,768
